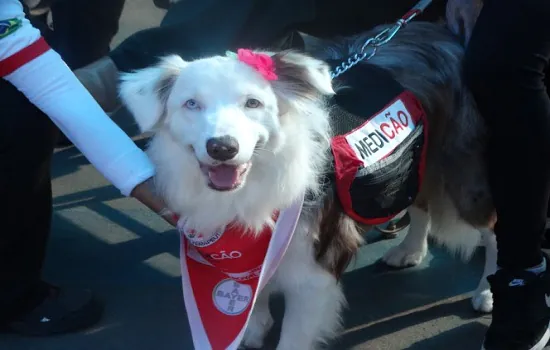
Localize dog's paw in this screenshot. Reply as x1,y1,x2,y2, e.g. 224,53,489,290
472,288,493,313
242,312,274,349
382,243,427,267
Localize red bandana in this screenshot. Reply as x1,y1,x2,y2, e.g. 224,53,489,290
179,196,304,350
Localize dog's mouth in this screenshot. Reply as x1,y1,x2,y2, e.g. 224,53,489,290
199,162,251,191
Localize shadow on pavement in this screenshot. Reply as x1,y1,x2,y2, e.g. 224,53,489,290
255,241,489,349
6,162,491,350
1,194,194,350
404,321,488,350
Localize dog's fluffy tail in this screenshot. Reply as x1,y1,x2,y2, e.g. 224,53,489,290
315,191,364,279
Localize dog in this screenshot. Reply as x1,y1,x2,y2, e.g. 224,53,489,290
118,21,496,349
313,22,497,314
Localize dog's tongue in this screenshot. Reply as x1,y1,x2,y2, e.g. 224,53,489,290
208,165,240,188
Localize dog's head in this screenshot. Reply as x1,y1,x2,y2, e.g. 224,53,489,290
120,50,333,196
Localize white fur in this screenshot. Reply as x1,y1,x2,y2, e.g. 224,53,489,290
120,55,187,132
427,193,483,263
244,219,346,349
120,52,343,349
383,205,430,267
472,229,496,313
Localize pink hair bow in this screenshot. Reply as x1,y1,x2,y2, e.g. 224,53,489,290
226,49,278,81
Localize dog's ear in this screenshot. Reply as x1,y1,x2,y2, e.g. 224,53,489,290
119,55,187,132
271,50,334,100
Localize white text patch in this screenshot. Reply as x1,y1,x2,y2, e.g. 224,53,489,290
345,98,416,167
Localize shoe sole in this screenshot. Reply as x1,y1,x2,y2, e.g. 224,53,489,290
481,322,550,350
8,296,103,336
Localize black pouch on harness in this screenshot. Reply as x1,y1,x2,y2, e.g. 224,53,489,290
327,62,429,225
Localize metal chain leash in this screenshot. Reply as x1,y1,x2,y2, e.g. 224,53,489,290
330,0,433,79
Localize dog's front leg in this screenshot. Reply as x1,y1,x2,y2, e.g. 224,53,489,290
242,287,274,348
471,229,496,313
276,268,345,350
383,205,430,267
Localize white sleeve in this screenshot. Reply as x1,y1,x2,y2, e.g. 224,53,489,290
0,0,155,196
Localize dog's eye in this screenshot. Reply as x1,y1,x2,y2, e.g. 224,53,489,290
245,98,262,109
184,99,200,110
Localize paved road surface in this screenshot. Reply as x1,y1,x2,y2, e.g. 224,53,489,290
1,1,492,349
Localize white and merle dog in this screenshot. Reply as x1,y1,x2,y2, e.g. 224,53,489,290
322,22,496,314
118,21,495,349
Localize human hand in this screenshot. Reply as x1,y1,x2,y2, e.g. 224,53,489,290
446,0,483,46
130,177,178,227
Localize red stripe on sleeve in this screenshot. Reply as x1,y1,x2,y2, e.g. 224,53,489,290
0,36,50,77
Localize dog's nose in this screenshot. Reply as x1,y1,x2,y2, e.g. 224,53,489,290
206,136,239,161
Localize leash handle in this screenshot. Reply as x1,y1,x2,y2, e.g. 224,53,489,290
330,0,433,79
